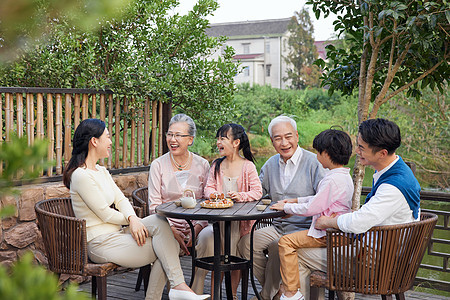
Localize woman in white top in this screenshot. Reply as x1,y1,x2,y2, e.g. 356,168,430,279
63,119,209,300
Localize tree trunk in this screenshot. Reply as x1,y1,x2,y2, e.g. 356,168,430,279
351,155,366,211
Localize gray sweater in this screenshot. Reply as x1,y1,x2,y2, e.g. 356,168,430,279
259,148,325,235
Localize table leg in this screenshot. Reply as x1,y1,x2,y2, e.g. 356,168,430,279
250,220,262,300
187,220,196,287
213,222,222,300
224,220,233,299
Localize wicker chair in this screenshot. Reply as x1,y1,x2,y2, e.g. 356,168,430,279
131,186,151,293
35,197,145,300
310,212,438,300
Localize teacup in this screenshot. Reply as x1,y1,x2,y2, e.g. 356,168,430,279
261,199,271,205
256,204,267,211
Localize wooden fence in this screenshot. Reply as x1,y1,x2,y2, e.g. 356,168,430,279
0,87,167,178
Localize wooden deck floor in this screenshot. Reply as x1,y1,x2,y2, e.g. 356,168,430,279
78,256,447,300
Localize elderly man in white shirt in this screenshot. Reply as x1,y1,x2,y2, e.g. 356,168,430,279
297,118,421,300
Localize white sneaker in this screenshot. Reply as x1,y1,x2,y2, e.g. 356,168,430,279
168,289,210,300
280,291,305,300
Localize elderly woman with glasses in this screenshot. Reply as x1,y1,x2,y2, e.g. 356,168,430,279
148,113,212,295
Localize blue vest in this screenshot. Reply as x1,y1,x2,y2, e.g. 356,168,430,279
365,156,421,219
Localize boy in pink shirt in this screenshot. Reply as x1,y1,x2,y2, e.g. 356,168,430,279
271,129,353,300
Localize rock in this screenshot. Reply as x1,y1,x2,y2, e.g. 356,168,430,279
136,172,148,188
114,175,138,198
0,194,18,217
4,222,39,249
0,250,17,265
19,187,44,221
337,291,355,300
2,217,17,230
45,183,70,199
33,250,48,265
34,230,45,253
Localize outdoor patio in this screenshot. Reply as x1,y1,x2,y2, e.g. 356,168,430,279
77,256,447,300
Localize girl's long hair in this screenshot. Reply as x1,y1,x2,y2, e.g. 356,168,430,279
63,119,106,189
213,123,255,179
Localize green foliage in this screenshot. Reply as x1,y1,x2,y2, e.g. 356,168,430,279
0,0,238,129
250,135,271,149
284,8,321,89
308,0,449,102
296,119,333,146
0,252,89,300
231,84,309,134
190,134,217,158
377,86,449,189
0,0,133,62
0,134,49,196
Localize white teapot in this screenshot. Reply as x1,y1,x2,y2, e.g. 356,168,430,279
180,189,196,209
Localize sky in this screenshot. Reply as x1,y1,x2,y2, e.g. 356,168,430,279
175,0,338,41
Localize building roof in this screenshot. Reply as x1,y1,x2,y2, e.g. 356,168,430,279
206,18,291,38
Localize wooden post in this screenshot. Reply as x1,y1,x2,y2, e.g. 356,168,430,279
64,94,72,167
82,94,88,120
122,96,128,168
5,93,11,142
161,100,172,154
17,93,23,137
115,96,120,168
107,94,113,169
74,94,80,129
36,93,44,176
47,94,54,176
149,99,156,163
27,93,35,145
130,103,136,168
92,94,97,118
137,108,143,166
100,94,106,121
36,93,44,139
158,101,163,157
55,94,63,175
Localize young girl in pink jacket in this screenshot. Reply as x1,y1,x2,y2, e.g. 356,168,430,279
203,123,262,299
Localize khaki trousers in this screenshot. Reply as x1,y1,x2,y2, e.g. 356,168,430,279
279,230,326,292
297,247,327,300
87,214,185,300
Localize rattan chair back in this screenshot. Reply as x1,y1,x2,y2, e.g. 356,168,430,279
132,186,149,217
35,197,88,276
326,212,438,295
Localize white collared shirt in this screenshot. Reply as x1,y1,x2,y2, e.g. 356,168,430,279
279,146,302,190
337,156,418,234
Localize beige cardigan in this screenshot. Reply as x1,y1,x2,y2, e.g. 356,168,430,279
70,165,136,242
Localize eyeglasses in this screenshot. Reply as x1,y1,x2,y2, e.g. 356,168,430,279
166,133,191,140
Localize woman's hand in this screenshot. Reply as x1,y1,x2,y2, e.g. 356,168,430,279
128,215,149,246
171,226,190,255
227,191,241,201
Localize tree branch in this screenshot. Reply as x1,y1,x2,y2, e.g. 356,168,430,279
369,11,375,47
369,59,444,118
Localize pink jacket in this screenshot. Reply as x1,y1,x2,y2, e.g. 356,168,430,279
205,159,263,236
148,152,210,235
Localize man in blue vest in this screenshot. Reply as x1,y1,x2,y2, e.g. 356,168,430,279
296,118,421,300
